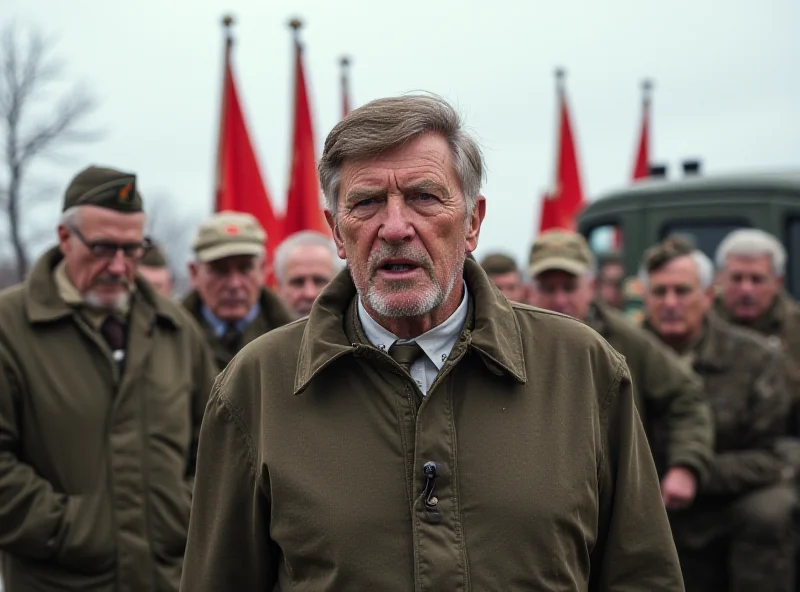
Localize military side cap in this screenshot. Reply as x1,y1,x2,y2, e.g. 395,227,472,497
140,242,167,268
63,165,143,212
192,211,266,263
529,230,595,277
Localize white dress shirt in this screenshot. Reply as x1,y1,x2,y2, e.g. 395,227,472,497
357,282,469,396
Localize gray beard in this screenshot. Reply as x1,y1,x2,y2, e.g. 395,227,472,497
83,290,131,313
362,253,464,319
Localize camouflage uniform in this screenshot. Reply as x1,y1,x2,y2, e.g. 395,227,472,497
716,293,800,434
645,311,796,592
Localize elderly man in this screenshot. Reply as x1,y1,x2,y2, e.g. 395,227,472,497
138,241,173,298
181,94,683,591
274,230,339,318
641,236,795,592
182,211,292,371
0,166,216,591
529,230,714,512
714,228,800,432
478,252,528,303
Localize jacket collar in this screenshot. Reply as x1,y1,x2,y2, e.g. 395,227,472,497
294,258,527,394
25,246,183,329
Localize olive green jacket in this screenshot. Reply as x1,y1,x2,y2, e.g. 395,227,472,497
181,260,684,591
182,287,293,372
587,301,714,485
715,292,800,434
644,312,791,496
0,248,217,592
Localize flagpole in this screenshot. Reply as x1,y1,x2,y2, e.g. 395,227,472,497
214,14,236,212
340,56,351,119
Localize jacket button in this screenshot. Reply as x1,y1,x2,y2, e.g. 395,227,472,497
428,496,439,506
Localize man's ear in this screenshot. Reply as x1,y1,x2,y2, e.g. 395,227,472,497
325,210,347,260
465,196,487,253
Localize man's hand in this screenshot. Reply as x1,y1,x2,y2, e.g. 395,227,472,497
660,467,697,511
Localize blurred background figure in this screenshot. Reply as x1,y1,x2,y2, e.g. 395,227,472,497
479,252,527,303
184,211,292,371
137,241,174,298
640,235,796,592
274,230,340,318
596,251,626,310
714,228,800,434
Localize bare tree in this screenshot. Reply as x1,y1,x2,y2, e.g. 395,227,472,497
145,194,205,298
0,23,97,281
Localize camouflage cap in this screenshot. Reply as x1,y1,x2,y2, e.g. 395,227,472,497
529,230,595,277
63,166,143,212
140,242,167,268
192,211,266,263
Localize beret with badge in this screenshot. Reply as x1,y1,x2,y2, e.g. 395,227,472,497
63,165,143,213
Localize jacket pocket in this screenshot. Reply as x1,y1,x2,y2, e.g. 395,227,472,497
53,493,117,574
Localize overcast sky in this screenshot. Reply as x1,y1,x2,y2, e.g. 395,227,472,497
4,0,799,270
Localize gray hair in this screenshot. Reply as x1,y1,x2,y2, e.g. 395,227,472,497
639,249,714,290
273,230,341,283
318,93,485,217
59,206,83,229
715,228,786,276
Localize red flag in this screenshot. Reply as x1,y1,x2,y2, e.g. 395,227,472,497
283,25,328,240
538,70,586,233
215,20,281,261
631,80,652,180
340,56,352,119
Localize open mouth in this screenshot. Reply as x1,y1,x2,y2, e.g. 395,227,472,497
376,259,424,277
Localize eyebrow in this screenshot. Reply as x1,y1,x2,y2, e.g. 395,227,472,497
400,180,450,196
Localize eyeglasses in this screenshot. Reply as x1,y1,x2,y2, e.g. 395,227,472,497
70,226,152,260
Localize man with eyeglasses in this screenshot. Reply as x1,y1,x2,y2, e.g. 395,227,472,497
182,211,293,372
528,230,714,516
0,165,217,591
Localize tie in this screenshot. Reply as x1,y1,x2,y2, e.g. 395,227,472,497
219,324,242,353
100,315,127,352
388,342,425,373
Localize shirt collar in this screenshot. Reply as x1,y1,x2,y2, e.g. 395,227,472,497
202,300,261,337
357,280,469,370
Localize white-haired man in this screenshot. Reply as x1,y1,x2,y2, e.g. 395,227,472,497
714,228,800,432
641,235,796,592
274,230,340,318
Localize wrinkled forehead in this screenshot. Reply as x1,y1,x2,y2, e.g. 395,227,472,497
648,257,702,287
724,253,774,273
339,135,458,196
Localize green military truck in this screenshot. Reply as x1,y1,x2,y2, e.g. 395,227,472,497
577,170,800,319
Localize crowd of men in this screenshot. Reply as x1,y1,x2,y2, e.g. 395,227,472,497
0,93,798,591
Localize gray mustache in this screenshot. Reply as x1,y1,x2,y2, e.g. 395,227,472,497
368,246,432,272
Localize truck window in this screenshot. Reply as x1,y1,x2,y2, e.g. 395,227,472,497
586,223,622,254
659,220,751,261
788,218,800,300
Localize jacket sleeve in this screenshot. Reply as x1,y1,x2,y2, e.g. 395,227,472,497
703,348,790,496
0,352,65,559
590,357,685,592
180,379,278,591
639,337,714,484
